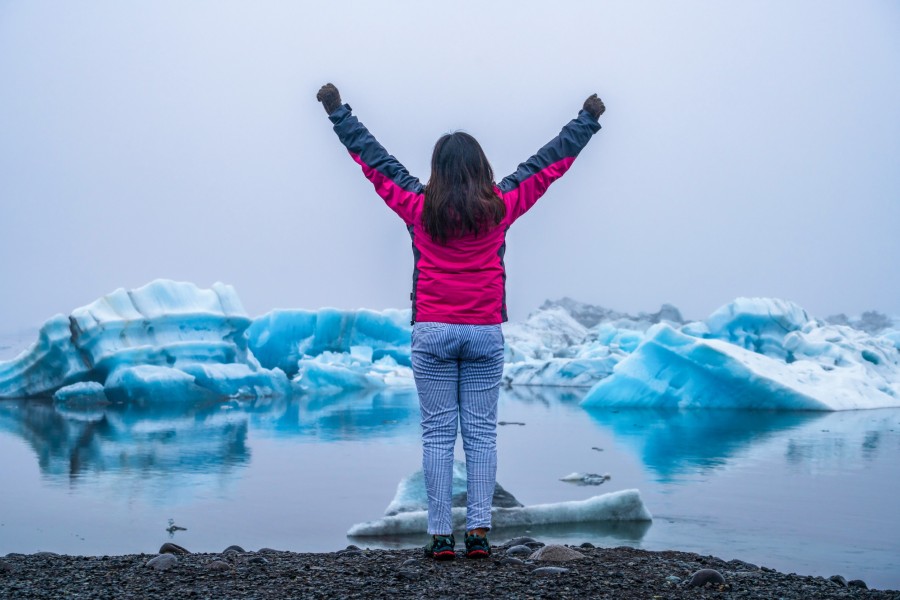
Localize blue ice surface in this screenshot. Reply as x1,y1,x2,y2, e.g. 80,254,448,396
0,280,288,401
582,298,900,411
3,282,898,411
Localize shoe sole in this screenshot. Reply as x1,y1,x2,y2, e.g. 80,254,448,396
430,550,456,561
466,550,490,559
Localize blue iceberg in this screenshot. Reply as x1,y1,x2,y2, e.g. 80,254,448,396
582,298,900,411
0,280,289,400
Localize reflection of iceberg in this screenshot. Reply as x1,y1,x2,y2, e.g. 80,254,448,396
347,461,651,536
582,298,900,411
0,280,289,401
585,408,824,480
0,398,250,481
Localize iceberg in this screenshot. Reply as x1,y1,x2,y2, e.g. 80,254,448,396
0,280,289,401
247,308,413,393
347,461,651,537
582,298,900,411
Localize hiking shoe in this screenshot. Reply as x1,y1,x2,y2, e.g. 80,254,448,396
424,534,456,560
464,533,491,559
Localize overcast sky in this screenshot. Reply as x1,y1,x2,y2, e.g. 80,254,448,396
1,0,898,334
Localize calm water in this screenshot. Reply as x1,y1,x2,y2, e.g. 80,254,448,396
1,388,898,589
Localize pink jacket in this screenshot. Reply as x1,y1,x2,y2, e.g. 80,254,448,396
328,104,601,324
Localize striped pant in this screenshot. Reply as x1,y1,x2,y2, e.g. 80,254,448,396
411,322,505,534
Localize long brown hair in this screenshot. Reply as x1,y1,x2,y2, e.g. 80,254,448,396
422,132,505,244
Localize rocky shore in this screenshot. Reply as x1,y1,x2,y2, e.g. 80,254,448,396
1,540,897,600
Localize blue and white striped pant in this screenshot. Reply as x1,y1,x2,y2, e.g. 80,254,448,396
411,322,505,535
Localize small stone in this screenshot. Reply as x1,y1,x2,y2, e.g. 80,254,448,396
344,544,361,551
532,566,570,575
686,569,725,589
500,557,525,566
400,559,418,567
505,545,533,557
847,579,868,589
829,575,848,587
666,575,682,584
336,549,365,558
223,545,245,554
397,569,420,581
207,560,231,571
503,536,539,548
579,542,595,549
249,556,269,565
0,560,14,574
528,544,585,563
159,543,190,555
258,548,280,554
146,554,178,571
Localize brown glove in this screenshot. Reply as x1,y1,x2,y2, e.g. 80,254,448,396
316,83,342,115
583,93,605,119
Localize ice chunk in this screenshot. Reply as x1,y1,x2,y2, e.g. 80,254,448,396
703,297,812,359
383,461,522,517
0,280,287,400
349,461,649,536
348,489,651,536
247,308,412,377
53,381,107,405
581,320,900,410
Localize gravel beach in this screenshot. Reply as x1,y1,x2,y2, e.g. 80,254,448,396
1,541,897,600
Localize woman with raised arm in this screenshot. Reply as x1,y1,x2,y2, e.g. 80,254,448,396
316,83,605,560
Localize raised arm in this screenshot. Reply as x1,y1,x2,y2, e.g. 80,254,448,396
317,83,423,225
498,94,605,223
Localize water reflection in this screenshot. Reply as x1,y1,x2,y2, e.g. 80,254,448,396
583,407,898,480
0,389,421,484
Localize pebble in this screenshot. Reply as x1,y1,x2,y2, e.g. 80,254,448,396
666,575,682,584
249,556,269,565
206,560,231,571
223,545,245,554
505,545,533,558
528,545,585,562
258,548,280,554
685,568,726,589
401,559,419,567
532,566,570,575
145,554,178,571
848,579,868,589
829,575,848,587
503,536,540,548
579,542,595,549
0,560,13,574
158,542,190,555
500,557,525,566
397,569,420,581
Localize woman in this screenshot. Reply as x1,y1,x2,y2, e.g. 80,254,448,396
316,83,604,559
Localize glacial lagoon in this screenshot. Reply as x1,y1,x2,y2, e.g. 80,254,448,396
1,388,898,589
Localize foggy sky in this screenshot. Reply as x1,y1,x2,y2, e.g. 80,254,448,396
1,0,899,334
